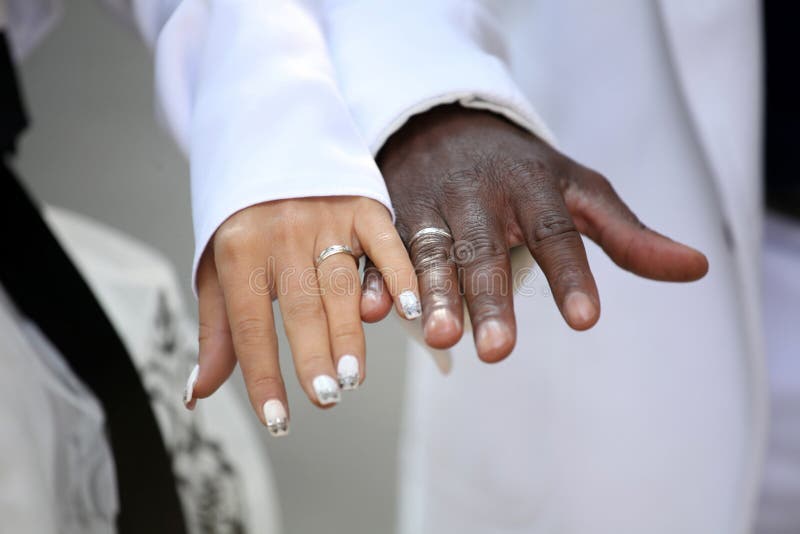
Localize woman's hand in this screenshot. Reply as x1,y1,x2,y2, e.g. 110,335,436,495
362,105,708,362
183,196,420,436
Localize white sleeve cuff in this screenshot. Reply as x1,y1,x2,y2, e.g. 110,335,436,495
322,0,556,154
154,0,393,294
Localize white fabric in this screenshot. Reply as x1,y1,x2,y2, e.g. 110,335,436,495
320,0,556,154
45,206,284,534
5,0,394,292
0,206,283,534
756,213,800,534
154,0,395,290
2,0,62,60
0,287,117,534
2,0,782,532
320,1,766,533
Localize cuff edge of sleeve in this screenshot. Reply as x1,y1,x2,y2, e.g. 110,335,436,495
369,92,558,156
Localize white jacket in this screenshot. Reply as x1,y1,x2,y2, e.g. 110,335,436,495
320,1,764,533
5,1,766,532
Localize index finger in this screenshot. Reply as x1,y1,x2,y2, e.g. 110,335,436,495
513,170,600,330
354,205,421,321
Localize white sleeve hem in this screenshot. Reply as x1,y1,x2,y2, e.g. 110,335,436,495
190,185,393,295
371,91,557,156
323,0,557,155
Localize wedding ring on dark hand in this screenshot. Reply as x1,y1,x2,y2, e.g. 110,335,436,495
407,227,453,249
315,244,355,268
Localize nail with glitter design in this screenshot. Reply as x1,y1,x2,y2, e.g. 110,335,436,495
399,290,422,319
312,375,341,405
337,355,360,390
183,364,199,410
262,400,289,437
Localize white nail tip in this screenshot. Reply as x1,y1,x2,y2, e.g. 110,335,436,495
337,355,360,390
313,375,341,405
399,290,422,319
262,400,289,437
183,364,199,406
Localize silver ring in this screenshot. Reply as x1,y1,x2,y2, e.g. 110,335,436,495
315,244,355,268
408,227,453,248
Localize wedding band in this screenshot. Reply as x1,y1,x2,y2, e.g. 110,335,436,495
315,244,355,267
408,227,453,248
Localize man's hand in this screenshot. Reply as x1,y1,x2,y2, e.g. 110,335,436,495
360,105,708,362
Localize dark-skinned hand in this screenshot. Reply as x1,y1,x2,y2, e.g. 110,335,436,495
360,104,709,362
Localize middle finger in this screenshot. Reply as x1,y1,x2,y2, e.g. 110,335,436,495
315,241,365,390
448,204,516,363
275,248,341,408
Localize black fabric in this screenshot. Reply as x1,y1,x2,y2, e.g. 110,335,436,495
0,34,187,534
0,34,27,155
763,2,800,218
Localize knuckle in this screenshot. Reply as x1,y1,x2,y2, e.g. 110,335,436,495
416,258,456,285
585,170,615,196
413,243,453,274
553,264,587,288
530,212,578,245
198,320,228,346
440,169,477,195
464,262,510,296
440,168,496,204
371,229,401,250
511,158,552,186
249,374,283,394
271,206,308,240
297,352,330,370
454,229,506,268
358,198,391,221
284,295,323,323
468,297,509,325
589,170,610,186
214,224,260,261
330,320,363,344
232,317,271,347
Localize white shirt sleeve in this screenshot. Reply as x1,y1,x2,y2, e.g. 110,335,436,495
122,0,395,291
320,0,556,154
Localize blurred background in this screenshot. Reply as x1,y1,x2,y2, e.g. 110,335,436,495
15,1,409,532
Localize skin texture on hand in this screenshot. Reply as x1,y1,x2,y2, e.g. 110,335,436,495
187,196,420,434
360,104,708,362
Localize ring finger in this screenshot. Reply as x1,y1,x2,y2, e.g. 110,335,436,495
315,241,365,390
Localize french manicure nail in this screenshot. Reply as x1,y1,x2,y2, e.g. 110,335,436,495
313,375,341,405
399,290,422,319
262,400,289,437
182,364,199,409
337,355,360,390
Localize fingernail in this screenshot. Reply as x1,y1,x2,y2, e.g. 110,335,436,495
337,355,360,390
362,288,380,301
364,274,382,295
361,287,382,306
312,375,341,405
262,399,289,437
424,308,461,343
399,290,422,319
565,292,596,327
182,364,199,410
475,319,514,361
